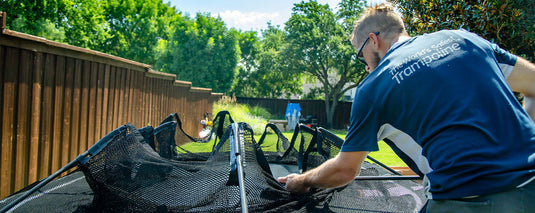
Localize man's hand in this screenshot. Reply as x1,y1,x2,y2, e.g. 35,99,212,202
277,173,310,194
278,151,368,194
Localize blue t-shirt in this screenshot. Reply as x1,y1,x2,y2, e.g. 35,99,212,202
342,29,535,199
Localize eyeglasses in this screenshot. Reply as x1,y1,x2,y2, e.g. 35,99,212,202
356,32,380,66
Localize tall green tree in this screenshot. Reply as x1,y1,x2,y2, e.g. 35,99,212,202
284,0,367,128
155,13,239,93
395,0,535,61
231,24,302,98
231,30,260,97
101,0,179,65
62,0,110,51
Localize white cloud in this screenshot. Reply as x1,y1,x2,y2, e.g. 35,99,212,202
215,10,284,32
318,0,341,11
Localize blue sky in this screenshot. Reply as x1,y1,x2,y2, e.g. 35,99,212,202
166,0,386,32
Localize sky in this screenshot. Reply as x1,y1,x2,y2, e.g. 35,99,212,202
166,0,386,33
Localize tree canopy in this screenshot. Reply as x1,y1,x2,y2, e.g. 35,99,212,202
230,24,303,98
395,0,535,61
154,13,240,93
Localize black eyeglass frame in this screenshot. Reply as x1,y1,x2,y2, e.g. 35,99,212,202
356,32,380,66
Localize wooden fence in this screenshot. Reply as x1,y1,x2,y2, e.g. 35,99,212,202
0,12,222,199
236,97,353,129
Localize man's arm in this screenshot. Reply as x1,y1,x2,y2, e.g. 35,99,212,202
507,57,535,119
277,151,369,194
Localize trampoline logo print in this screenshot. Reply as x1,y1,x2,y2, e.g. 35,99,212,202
389,35,462,84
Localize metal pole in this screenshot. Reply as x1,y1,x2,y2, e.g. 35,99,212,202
366,156,403,176
354,175,422,180
231,123,248,213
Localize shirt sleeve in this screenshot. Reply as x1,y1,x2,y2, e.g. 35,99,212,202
491,43,517,78
341,89,380,152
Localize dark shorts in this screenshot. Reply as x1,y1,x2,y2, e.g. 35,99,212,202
420,179,535,213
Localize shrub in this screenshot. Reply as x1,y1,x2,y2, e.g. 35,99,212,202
213,96,269,135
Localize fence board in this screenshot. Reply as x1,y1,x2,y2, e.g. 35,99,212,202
69,58,82,163
94,63,104,142
163,79,170,119
115,68,124,127
106,67,116,134
100,64,110,135
14,49,32,190
133,72,143,127
61,57,74,167
125,70,133,125
38,53,55,179
111,67,120,129
78,60,90,155
141,75,148,126
87,61,98,149
150,78,158,126
0,48,3,152
2,47,19,195
158,79,165,122
51,55,65,173
28,52,42,184
121,68,129,126
145,77,152,126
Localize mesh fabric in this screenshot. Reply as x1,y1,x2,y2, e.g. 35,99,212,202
1,112,425,212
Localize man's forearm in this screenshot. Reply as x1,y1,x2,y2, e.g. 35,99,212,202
507,57,535,121
278,151,368,193
302,158,358,189
301,151,369,189
508,57,535,97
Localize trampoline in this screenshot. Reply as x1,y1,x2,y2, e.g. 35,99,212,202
0,111,425,212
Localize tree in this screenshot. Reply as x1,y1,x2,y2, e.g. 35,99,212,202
394,0,535,61
62,0,110,51
231,24,302,98
155,13,240,93
101,0,179,65
284,0,367,128
231,30,261,97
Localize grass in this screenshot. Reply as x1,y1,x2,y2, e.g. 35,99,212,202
293,130,407,167
212,96,268,135
177,129,407,168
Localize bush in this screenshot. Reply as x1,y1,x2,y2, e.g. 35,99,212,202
249,105,272,119
213,96,269,135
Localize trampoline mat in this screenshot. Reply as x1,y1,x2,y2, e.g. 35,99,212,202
0,162,425,213
0,171,93,213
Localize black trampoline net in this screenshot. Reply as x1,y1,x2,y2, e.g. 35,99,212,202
0,111,426,213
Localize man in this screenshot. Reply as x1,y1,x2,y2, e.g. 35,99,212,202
278,3,535,212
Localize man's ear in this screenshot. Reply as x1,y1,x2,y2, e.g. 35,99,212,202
369,32,380,50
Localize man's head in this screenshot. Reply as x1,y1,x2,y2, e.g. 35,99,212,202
350,3,406,70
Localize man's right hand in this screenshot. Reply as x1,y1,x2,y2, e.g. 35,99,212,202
277,173,311,194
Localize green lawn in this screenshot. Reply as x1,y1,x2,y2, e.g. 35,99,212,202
282,130,407,167
177,130,407,167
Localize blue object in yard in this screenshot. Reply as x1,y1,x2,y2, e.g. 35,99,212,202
285,103,301,130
